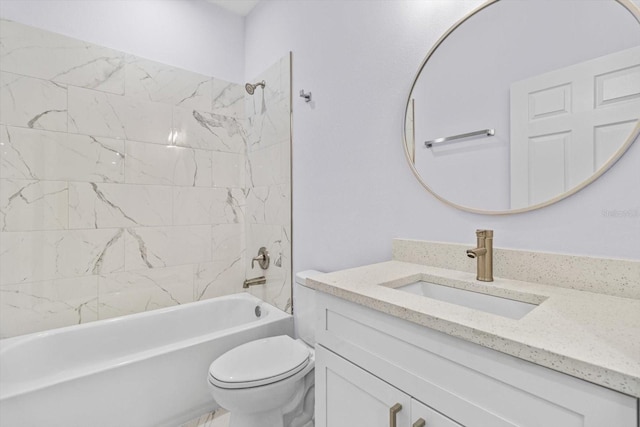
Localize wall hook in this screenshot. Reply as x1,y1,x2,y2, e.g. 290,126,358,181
300,89,312,102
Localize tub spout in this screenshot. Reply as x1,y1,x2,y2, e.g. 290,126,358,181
243,276,266,289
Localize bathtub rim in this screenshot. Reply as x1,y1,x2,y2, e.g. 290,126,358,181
0,292,291,401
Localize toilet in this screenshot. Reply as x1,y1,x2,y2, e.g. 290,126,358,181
207,270,322,427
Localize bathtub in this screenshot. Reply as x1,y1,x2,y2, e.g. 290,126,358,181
0,292,293,427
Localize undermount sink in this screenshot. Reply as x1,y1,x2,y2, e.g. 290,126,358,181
397,281,537,320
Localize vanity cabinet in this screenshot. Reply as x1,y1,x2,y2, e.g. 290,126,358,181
315,292,638,427
316,345,411,427
316,345,462,427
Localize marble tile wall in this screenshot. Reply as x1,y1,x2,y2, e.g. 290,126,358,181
244,55,292,313
0,20,291,338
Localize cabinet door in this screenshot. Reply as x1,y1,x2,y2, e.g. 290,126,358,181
410,399,462,427
315,345,411,427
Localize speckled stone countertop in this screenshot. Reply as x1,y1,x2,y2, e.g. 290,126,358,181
307,261,640,398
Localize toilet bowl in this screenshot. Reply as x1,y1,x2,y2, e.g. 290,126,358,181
207,270,322,427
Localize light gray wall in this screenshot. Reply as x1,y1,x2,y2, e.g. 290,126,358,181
244,0,640,275
0,0,245,81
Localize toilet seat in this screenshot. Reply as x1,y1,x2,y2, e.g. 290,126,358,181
208,335,311,389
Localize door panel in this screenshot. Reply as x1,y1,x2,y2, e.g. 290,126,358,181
510,46,640,209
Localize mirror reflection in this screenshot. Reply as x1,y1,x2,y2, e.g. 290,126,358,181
405,0,640,213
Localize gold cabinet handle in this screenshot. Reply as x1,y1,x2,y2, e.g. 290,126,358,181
413,418,426,427
389,403,402,427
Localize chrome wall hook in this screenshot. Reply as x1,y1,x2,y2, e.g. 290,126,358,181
299,89,312,102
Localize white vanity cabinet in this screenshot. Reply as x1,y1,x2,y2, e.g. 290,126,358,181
314,292,638,427
316,345,462,427
316,345,411,427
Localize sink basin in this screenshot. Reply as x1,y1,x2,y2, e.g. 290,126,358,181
397,281,537,320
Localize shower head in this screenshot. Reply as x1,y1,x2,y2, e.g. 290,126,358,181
245,80,266,95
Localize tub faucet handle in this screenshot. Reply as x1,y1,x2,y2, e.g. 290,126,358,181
251,247,270,270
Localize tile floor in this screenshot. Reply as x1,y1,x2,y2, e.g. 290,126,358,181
181,409,229,427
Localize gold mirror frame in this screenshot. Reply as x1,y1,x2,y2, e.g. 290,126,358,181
403,0,640,215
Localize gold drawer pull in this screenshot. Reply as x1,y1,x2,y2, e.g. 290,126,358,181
389,403,402,427
413,418,426,427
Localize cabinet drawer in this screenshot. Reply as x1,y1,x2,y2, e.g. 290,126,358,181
316,292,637,427
412,398,462,427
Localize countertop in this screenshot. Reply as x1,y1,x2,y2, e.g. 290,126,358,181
307,260,640,398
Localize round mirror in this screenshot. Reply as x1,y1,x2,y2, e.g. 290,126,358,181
404,0,640,214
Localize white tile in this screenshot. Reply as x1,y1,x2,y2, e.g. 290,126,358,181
1,71,67,131
173,145,213,187
210,188,245,224
245,184,290,225
124,225,211,271
0,179,68,231
0,19,124,94
125,55,211,110
0,126,124,182
124,140,181,186
191,222,244,300
173,106,246,153
124,140,211,187
246,96,290,150
192,222,245,300
212,151,245,188
212,79,244,119
0,277,98,338
68,86,172,143
194,258,244,301
280,141,291,183
246,141,289,187
212,223,244,262
69,182,172,229
172,187,214,226
0,228,125,285
98,265,193,320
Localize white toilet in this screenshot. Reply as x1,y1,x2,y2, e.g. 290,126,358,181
207,270,322,427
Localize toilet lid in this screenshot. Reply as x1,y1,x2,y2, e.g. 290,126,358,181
208,335,310,389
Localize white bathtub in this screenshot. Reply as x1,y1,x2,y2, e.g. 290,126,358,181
0,292,293,427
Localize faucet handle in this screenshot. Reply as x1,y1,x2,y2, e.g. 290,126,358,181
251,247,270,270
476,229,493,238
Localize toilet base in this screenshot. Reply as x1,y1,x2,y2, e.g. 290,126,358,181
226,375,314,427
230,409,286,427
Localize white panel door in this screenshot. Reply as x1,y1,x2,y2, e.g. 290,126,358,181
510,46,640,209
315,345,411,427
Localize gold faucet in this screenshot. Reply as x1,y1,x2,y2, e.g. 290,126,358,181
466,229,493,282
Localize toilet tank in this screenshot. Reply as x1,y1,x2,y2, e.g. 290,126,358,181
293,270,323,347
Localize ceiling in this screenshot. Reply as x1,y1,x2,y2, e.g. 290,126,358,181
206,0,260,16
